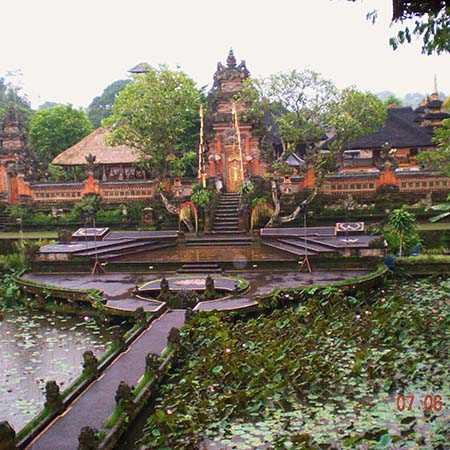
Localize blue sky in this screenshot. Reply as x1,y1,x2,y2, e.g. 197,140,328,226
1,0,449,108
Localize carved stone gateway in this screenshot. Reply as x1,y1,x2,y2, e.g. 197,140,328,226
206,50,264,192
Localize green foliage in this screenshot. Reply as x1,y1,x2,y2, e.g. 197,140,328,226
29,104,93,166
240,70,338,154
383,94,402,107
327,88,387,154
169,151,197,178
271,161,294,176
190,184,212,208
0,75,32,125
47,164,66,182
388,4,450,55
105,65,202,177
87,79,131,127
417,119,450,177
387,208,418,256
71,194,101,224
348,1,449,55
140,277,449,448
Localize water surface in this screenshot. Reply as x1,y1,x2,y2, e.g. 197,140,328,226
0,308,117,430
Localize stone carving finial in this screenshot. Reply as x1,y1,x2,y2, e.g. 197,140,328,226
227,48,237,68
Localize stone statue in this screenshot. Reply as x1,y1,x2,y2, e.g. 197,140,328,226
78,426,99,450
82,351,98,378
44,380,63,411
0,421,16,450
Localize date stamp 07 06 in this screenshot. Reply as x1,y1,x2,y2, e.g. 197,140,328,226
395,394,444,413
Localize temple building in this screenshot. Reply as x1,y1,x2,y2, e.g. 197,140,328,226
335,93,450,174
0,52,449,205
52,127,146,181
205,50,265,192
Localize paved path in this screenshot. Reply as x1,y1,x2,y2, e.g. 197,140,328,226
27,310,185,450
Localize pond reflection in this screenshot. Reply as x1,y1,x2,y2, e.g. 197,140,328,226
0,308,118,430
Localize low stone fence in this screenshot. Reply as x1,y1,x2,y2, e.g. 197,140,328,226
14,275,101,304
14,275,147,317
396,255,450,275
12,314,157,450
257,265,388,310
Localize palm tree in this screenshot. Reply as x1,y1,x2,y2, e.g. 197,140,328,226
388,208,416,257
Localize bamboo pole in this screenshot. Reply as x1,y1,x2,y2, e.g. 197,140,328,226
198,104,206,187
232,101,245,182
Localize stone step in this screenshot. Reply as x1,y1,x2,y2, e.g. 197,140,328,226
213,227,241,232
278,238,336,254
214,218,240,223
262,240,318,257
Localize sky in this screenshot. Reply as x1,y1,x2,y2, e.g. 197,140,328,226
1,0,449,109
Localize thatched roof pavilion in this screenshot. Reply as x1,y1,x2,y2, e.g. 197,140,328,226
52,127,139,166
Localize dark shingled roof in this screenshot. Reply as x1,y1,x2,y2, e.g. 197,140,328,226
328,107,434,150
129,62,150,74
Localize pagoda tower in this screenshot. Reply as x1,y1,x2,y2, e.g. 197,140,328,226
205,50,264,192
415,78,450,134
0,105,30,202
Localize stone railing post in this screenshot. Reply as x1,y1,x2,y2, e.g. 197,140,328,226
158,277,170,302
82,350,98,378
115,381,134,416
168,327,180,348
145,353,160,377
134,306,146,325
78,426,99,450
44,380,63,412
0,421,16,450
204,275,216,300
112,328,125,350
185,307,195,322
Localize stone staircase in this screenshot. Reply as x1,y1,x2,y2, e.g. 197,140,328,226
212,193,242,233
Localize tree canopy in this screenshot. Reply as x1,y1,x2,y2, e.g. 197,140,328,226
416,118,450,176
240,69,338,156
87,79,131,128
348,1,450,55
0,76,33,125
326,88,387,155
29,104,93,167
105,65,203,178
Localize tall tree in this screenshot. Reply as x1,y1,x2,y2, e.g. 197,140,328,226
240,69,338,157
347,1,449,55
326,89,387,157
0,75,33,125
87,79,131,128
29,104,93,166
105,65,202,178
417,118,450,176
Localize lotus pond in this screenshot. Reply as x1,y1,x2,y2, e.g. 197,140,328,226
0,308,119,430
138,276,449,449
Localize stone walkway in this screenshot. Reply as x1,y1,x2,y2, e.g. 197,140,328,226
27,310,185,450
20,269,368,449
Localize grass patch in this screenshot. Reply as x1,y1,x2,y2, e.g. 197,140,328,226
0,231,58,239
